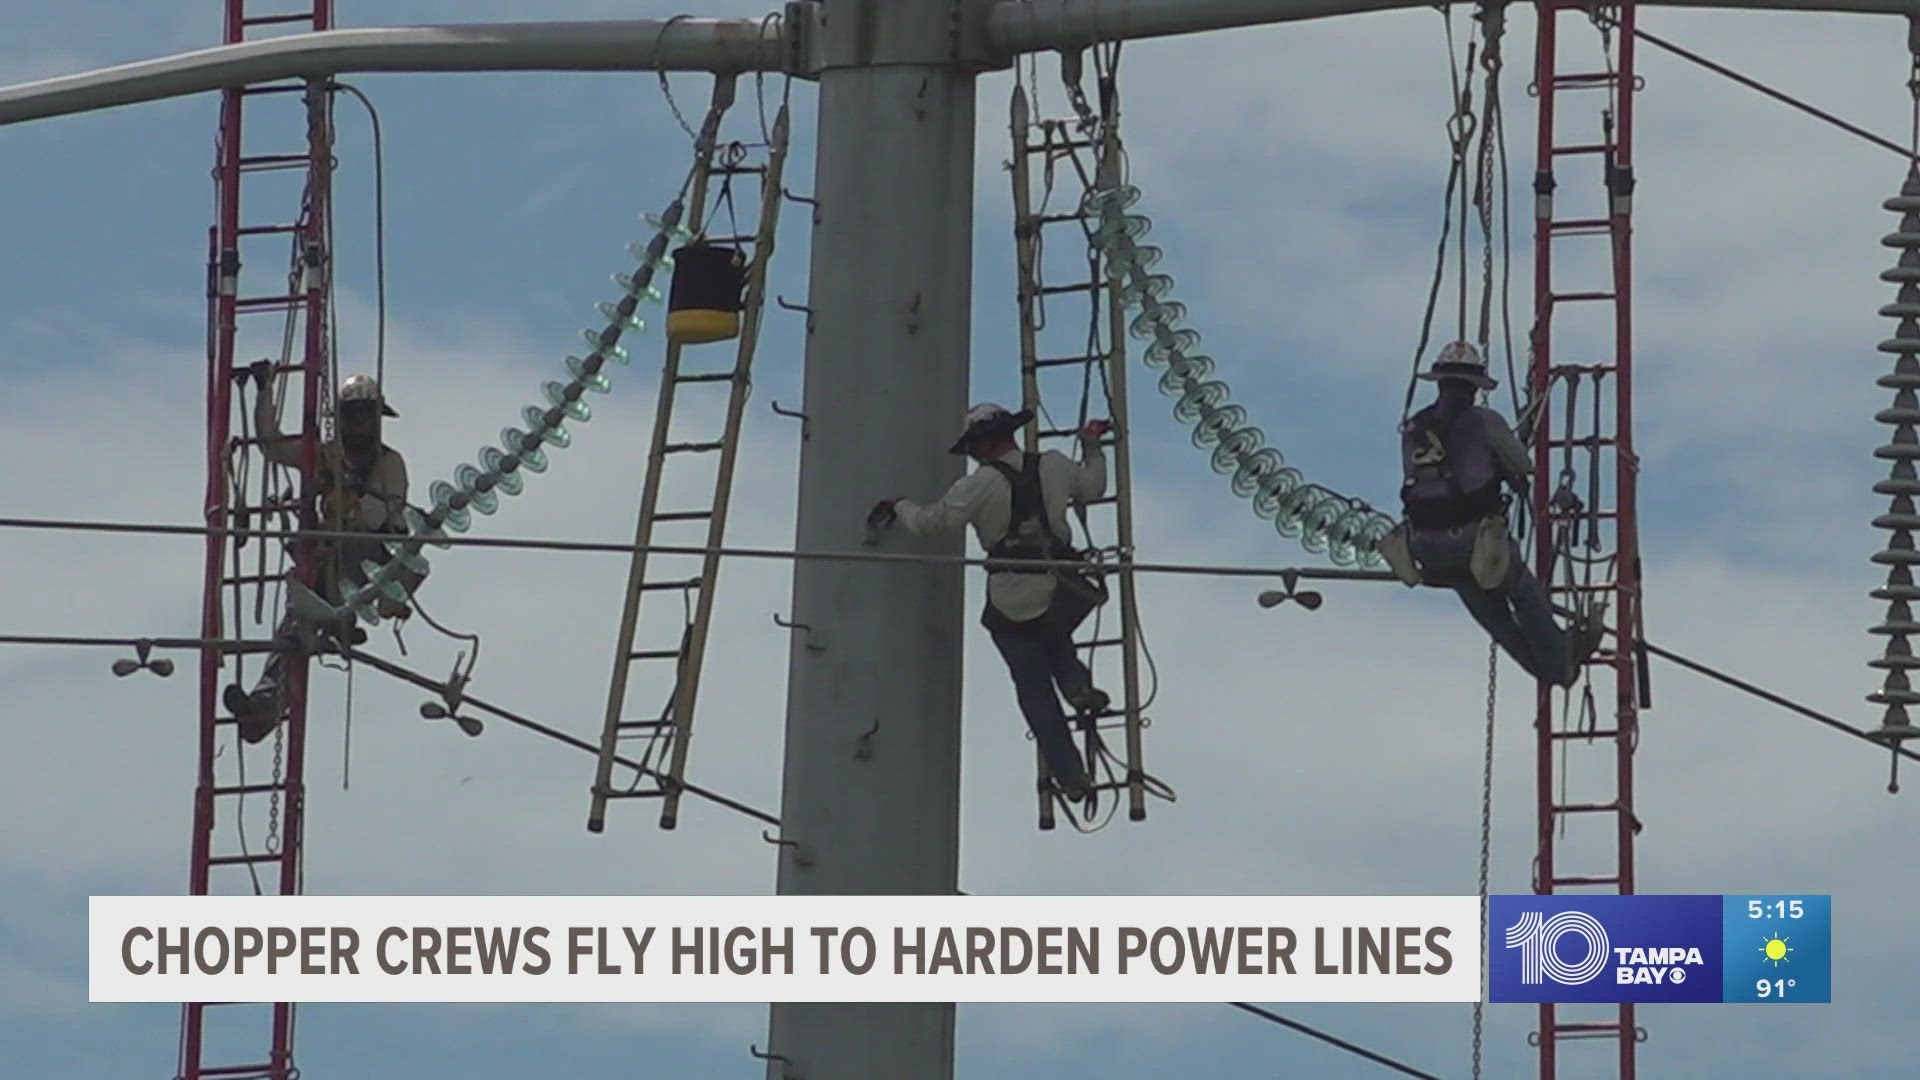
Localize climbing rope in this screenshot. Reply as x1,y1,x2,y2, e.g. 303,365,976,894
1403,5,1480,423
1471,638,1496,1080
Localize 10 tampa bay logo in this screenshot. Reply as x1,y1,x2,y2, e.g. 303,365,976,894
1487,895,1725,1004
1504,910,1704,986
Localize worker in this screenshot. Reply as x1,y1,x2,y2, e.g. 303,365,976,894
223,360,418,743
874,403,1113,803
1384,342,1603,687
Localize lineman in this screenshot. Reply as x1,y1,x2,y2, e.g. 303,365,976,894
223,360,420,743
874,403,1113,803
1380,342,1603,686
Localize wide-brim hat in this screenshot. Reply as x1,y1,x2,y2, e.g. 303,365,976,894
948,403,1035,454
1416,341,1498,391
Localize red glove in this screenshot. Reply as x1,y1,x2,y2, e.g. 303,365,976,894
1079,419,1113,441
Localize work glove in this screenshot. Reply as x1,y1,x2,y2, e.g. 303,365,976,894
1078,419,1113,443
864,498,901,546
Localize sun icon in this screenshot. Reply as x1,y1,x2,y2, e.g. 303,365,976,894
1759,933,1792,968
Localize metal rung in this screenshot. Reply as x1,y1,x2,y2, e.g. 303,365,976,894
1550,71,1621,88
1551,1022,1632,1038
1076,637,1125,650
1545,436,1618,449
198,1065,280,1079
1551,875,1622,887
712,163,765,176
1552,802,1621,814
628,649,684,661
235,293,305,311
212,782,286,797
703,234,757,247
243,13,318,27
674,371,736,384
597,787,666,801
653,511,715,522
1548,218,1612,234
221,573,282,587
237,153,309,169
1549,728,1621,740
240,82,308,97
1549,291,1617,303
1028,354,1105,370
638,577,702,592
662,441,725,454
1082,495,1118,507
1547,582,1617,594
207,852,285,867
236,223,302,236
1550,143,1613,156
617,719,672,731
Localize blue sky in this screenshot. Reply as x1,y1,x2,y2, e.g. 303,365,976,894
2,1,1917,1077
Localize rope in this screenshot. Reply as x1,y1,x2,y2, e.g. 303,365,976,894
0,514,1397,583
1471,638,1496,1080
331,82,388,393
652,15,700,144
1402,6,1480,421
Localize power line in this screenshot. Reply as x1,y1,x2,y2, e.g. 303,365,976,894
342,646,783,828
1604,13,1912,159
1228,1002,1445,1080
0,515,1398,583
0,631,1445,1077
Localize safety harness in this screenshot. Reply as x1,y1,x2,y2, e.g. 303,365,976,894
1400,405,1506,531
984,452,1078,570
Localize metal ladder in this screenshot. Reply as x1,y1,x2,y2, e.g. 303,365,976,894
183,3,335,1079
1008,81,1150,830
1529,3,1645,1077
588,75,789,833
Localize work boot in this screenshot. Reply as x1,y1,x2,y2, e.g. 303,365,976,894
1560,605,1610,689
1064,685,1111,716
223,683,284,744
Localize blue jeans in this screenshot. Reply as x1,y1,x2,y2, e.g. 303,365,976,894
983,579,1100,790
1412,528,1573,685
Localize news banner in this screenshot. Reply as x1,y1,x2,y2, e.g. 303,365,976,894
88,894,1829,1004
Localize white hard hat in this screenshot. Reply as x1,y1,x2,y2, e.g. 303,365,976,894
338,373,398,417
949,402,1033,454
1417,341,1497,391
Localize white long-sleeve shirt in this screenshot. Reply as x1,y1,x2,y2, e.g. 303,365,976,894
255,384,409,532
893,444,1107,621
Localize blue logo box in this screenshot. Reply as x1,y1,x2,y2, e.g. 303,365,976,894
1488,895,1829,1004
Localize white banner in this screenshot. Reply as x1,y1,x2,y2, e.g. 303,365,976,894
90,894,1481,1003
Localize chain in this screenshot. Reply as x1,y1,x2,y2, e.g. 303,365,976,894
266,722,285,855
1471,639,1496,1079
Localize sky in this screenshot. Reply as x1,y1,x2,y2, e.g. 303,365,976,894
1,1,1916,1077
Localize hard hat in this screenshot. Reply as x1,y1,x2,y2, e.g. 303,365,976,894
948,402,1033,455
1416,340,1497,391
337,374,398,417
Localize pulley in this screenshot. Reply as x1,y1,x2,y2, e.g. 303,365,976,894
666,241,747,345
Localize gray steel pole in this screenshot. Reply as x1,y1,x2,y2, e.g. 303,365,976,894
762,0,980,1076
985,0,1920,55
0,18,788,126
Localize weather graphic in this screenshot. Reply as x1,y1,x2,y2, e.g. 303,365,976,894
1759,934,1793,969
1722,897,1830,1002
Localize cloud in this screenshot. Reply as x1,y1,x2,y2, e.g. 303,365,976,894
6,2,1919,1077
